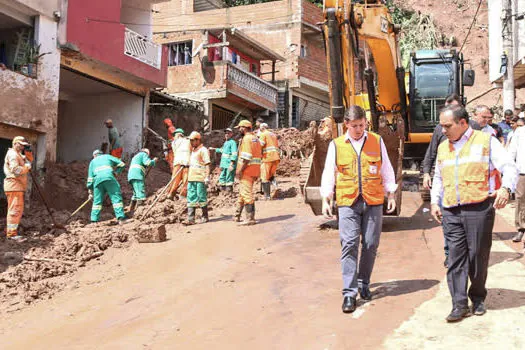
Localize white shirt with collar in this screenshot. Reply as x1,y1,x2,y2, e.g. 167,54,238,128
509,126,525,174
430,127,518,205
320,131,398,199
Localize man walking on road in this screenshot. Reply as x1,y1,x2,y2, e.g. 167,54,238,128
104,119,123,159
234,120,262,225
473,105,497,138
3,136,32,241
210,128,237,192
508,123,525,243
127,148,157,214
422,94,480,268
168,128,191,199
184,132,211,225
431,105,518,322
320,106,397,314
499,110,514,145
258,123,280,200
87,150,127,223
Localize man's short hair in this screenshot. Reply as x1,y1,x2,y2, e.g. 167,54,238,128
441,105,470,124
445,93,462,106
512,116,520,123
344,105,366,121
504,109,514,116
474,105,490,116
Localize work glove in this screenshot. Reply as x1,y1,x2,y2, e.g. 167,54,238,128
228,163,235,172
153,157,158,163
24,163,32,171
205,177,210,186
88,189,93,200
322,196,334,219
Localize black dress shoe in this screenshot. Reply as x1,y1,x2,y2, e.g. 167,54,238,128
342,296,356,313
472,302,486,316
446,307,471,322
359,286,372,301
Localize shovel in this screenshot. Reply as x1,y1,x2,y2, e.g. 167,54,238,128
65,196,92,224
30,171,66,229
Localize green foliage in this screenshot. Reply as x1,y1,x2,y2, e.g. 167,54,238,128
224,0,278,7
387,1,441,68
305,0,323,8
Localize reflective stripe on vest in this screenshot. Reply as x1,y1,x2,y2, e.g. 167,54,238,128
437,130,491,208
94,165,113,173
130,164,146,174
334,132,384,207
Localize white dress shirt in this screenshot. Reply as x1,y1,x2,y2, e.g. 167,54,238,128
481,124,497,137
509,126,525,174
320,131,398,198
431,127,519,205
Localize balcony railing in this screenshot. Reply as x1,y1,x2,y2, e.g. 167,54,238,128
124,28,161,69
226,63,278,106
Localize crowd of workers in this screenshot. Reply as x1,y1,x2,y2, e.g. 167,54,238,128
1,117,281,241
320,94,525,322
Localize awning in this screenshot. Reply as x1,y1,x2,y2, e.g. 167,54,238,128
207,28,285,62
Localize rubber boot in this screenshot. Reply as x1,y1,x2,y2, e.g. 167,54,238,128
127,200,137,214
183,207,196,225
233,203,244,222
239,203,256,226
220,185,226,192
262,182,271,200
200,206,209,223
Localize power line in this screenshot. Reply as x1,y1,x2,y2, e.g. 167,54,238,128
86,14,296,28
458,0,483,54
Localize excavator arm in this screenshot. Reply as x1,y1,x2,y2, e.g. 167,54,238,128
304,0,406,216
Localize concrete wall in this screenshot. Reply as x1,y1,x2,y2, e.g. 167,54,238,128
57,91,144,162
121,0,153,38
0,14,60,163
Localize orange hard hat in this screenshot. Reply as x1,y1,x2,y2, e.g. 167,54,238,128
164,118,173,126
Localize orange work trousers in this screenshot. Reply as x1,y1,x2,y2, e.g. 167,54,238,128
111,147,123,159
261,160,280,182
166,150,174,172
6,191,24,237
238,173,257,205
168,165,189,198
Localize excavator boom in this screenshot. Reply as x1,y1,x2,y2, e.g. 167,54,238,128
303,0,406,216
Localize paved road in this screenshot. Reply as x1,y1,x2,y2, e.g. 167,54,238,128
0,192,522,349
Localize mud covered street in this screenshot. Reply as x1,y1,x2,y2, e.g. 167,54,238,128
2,191,522,349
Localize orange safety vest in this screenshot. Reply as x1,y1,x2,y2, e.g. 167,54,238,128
334,132,384,207
239,132,262,177
3,148,29,192
259,130,280,162
437,130,491,208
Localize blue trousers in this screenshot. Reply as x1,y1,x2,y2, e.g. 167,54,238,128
338,197,383,298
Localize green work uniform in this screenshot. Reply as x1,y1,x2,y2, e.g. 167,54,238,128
187,182,208,208
127,151,156,201
108,127,121,150
87,154,126,222
214,138,238,186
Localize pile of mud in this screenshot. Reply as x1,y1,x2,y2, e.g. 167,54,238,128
0,158,299,313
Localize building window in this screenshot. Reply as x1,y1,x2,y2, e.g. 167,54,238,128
300,45,307,58
168,41,193,66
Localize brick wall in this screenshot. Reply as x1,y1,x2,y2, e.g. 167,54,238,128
302,0,323,25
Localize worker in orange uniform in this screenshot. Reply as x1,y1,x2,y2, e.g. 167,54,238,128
163,118,176,172
3,136,32,241
234,120,262,225
258,123,280,200
104,119,123,159
168,128,191,199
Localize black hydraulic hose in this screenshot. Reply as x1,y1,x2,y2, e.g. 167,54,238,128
396,67,409,137
364,68,379,132
326,9,345,123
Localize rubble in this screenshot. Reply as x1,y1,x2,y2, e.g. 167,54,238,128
0,127,308,313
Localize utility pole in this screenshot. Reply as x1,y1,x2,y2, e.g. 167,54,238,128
502,0,515,111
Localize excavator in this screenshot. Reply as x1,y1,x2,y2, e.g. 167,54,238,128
303,0,475,215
